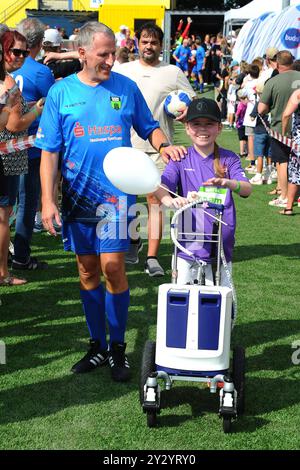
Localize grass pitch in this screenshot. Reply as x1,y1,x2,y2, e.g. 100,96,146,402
0,88,300,450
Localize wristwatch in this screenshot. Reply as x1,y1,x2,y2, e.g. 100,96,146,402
159,142,171,153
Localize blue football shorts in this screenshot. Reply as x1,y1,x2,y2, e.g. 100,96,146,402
62,219,130,255
177,62,188,72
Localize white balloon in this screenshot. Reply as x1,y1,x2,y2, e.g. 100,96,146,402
103,147,161,195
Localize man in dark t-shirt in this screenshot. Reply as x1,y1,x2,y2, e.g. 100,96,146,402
39,28,82,79
40,55,82,79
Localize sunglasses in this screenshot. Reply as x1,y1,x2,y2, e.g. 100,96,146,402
9,48,29,58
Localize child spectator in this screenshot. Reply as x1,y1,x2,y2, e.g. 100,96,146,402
226,61,240,128
235,89,248,157
242,64,260,170
248,81,272,185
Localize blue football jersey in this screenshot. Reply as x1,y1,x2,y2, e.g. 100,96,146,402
35,72,159,222
12,57,55,159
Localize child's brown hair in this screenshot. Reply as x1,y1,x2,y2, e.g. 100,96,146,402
213,143,226,178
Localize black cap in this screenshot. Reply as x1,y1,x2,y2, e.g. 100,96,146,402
186,98,221,123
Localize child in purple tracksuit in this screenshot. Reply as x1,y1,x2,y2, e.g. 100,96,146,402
155,98,252,285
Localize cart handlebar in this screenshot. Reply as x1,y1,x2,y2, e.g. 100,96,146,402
191,201,225,213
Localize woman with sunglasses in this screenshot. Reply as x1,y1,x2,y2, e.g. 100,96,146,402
0,31,44,286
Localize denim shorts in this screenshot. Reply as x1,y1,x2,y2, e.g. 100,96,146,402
254,133,271,157
62,220,130,255
0,175,20,207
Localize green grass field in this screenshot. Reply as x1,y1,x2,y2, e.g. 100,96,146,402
0,89,300,450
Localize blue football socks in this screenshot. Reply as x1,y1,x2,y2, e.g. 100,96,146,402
80,285,107,349
106,289,130,345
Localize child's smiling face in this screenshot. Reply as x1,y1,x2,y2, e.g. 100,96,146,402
185,118,222,151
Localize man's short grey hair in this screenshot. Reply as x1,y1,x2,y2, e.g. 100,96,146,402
17,18,45,49
0,23,9,39
77,21,115,49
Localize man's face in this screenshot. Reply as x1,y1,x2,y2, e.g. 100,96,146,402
138,31,161,64
79,32,116,82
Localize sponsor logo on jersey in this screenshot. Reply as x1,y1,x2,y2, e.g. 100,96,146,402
110,96,121,110
74,122,85,137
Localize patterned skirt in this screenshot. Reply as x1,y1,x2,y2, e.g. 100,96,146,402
288,151,300,185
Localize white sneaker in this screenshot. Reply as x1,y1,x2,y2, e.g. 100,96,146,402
268,197,287,207
297,197,300,207
262,169,273,185
264,174,273,185
250,174,263,185
270,169,278,182
245,165,257,174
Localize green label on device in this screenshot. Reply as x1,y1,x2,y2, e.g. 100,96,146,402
197,186,228,204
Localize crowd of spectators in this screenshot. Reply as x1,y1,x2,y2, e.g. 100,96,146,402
0,17,300,291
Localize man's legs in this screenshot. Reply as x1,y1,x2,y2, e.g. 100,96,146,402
198,71,204,93
101,252,129,342
73,238,130,380
13,158,48,270
145,192,164,276
101,252,130,382
77,254,107,345
145,154,165,277
276,162,288,200
269,139,289,205
126,153,165,276
72,253,108,373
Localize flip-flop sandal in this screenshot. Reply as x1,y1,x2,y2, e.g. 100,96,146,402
279,208,294,216
268,188,281,196
0,276,27,286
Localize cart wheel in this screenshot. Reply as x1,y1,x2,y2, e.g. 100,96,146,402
147,410,157,428
232,346,246,415
223,416,232,433
140,340,156,405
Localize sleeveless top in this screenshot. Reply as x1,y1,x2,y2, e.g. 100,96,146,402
0,95,29,176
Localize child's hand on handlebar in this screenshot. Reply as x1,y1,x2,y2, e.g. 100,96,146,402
160,194,188,209
187,191,200,202
203,177,230,188
172,196,189,209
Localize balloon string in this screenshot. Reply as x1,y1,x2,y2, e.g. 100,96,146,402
158,184,228,226
158,184,182,199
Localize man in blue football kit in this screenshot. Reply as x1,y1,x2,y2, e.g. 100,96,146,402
195,42,206,93
172,38,192,77
35,22,186,382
